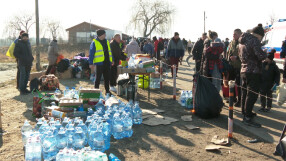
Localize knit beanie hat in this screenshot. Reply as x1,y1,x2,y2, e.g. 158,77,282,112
19,30,25,36
97,29,106,37
267,49,276,61
252,24,265,37
174,32,179,36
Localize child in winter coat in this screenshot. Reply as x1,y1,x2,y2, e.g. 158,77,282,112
259,49,280,112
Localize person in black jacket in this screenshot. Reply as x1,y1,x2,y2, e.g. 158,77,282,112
259,49,280,112
192,33,207,72
110,34,127,92
13,33,34,95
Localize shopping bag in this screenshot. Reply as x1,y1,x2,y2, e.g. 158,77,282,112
222,85,229,98
274,124,286,160
277,84,286,106
6,42,16,58
32,96,42,118
194,75,223,119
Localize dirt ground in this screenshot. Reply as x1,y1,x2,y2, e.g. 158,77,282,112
0,76,283,161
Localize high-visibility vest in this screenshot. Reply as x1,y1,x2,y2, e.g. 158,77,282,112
93,39,113,64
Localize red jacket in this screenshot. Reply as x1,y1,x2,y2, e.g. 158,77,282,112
154,40,159,53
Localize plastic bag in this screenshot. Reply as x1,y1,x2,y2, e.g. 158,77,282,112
128,54,136,69
6,42,16,58
277,84,286,106
194,75,223,119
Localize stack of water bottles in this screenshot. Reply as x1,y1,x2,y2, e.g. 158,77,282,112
150,78,161,89
62,86,80,99
22,94,142,161
179,90,193,109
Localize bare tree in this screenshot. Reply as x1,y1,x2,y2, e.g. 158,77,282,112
46,20,62,39
269,12,277,26
4,13,35,39
130,0,175,37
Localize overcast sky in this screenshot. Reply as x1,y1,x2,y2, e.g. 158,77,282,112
0,0,285,41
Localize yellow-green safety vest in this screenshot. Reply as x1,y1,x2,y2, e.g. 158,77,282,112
93,39,113,64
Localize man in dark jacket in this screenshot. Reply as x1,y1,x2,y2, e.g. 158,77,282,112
192,33,207,72
239,24,269,128
280,36,286,58
259,49,280,112
110,34,126,92
13,33,34,95
224,38,230,58
227,29,242,107
167,32,185,77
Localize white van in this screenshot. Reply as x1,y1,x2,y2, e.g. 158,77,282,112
263,19,286,70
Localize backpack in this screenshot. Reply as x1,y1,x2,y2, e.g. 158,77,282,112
79,58,90,70
30,78,40,92
57,59,70,73
39,74,59,91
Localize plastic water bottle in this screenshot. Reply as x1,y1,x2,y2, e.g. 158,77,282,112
88,124,105,152
62,117,69,128
85,116,92,128
49,117,56,126
87,107,94,117
122,113,133,138
21,120,33,146
56,128,68,150
25,139,33,161
72,127,86,150
56,150,64,161
181,91,186,107
64,87,70,97
33,138,42,161
109,153,121,161
74,118,81,127
74,89,79,99
55,120,62,131
132,102,142,124
42,131,58,160
39,120,49,134
77,120,88,146
112,112,124,139
66,124,75,148
124,103,133,118
34,118,43,131
55,88,61,95
102,119,111,150
95,99,105,117
50,124,59,136
105,93,110,101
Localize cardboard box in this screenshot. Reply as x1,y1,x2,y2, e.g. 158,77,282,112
59,99,83,107
56,67,72,79
151,73,160,78
79,88,101,99
142,60,155,68
29,71,46,81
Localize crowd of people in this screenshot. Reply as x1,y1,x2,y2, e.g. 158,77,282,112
10,23,286,129
191,24,286,128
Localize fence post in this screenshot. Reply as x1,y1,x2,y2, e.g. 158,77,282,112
160,61,163,89
228,80,235,138
173,65,176,100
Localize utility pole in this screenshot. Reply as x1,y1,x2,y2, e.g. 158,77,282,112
204,11,206,33
35,0,40,71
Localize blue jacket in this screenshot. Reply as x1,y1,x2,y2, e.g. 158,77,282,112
167,38,185,58
143,43,154,56
89,37,113,66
